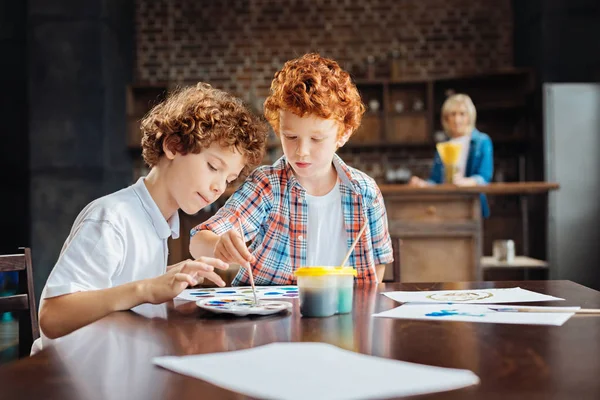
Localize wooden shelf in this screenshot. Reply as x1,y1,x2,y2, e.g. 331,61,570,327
385,111,428,116
343,140,434,149
434,100,527,114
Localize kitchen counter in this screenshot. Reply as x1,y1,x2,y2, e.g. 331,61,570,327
381,182,559,283
379,182,559,195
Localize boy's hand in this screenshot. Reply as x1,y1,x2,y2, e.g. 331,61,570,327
143,258,228,304
213,229,256,266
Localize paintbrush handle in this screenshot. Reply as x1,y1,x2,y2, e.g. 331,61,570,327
237,221,258,305
492,307,600,314
339,221,379,282
339,222,368,268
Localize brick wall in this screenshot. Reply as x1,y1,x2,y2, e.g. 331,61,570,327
135,0,513,107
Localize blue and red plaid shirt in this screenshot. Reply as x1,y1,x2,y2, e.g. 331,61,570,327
191,154,394,285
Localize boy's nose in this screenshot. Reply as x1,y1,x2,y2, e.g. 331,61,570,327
296,140,310,157
210,181,224,195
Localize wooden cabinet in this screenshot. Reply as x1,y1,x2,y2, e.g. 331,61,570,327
354,79,432,146
352,69,534,148
385,193,482,283
380,183,557,283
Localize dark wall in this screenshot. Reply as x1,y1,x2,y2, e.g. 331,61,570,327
28,0,134,301
514,0,600,83
0,1,29,254
514,0,600,288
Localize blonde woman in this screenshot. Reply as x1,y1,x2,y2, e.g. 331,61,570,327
410,94,494,217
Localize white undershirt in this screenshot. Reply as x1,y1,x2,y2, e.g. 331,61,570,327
305,181,348,266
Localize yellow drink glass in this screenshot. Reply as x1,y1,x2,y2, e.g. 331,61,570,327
436,142,462,184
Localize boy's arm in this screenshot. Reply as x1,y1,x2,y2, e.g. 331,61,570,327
190,172,271,263
40,257,227,339
375,264,386,283
367,187,395,282
40,280,147,339
190,230,220,259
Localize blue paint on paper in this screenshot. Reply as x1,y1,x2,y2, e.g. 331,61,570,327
426,309,486,318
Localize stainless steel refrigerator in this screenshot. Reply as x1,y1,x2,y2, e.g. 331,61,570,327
544,83,600,290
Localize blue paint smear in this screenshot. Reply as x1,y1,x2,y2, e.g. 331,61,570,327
216,290,237,294
264,292,283,295
426,309,486,317
190,292,211,296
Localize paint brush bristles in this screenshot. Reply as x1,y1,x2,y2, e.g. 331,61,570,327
237,220,258,306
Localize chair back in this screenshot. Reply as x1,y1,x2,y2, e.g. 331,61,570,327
0,248,39,357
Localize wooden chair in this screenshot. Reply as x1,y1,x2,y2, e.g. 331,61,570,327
0,248,39,357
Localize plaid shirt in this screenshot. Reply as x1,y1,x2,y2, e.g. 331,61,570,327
191,154,394,285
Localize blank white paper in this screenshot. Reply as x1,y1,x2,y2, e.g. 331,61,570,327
382,287,564,304
153,342,479,400
373,304,578,326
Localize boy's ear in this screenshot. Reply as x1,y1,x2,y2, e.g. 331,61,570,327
162,140,177,160
336,129,352,148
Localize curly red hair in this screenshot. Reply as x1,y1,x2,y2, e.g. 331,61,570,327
264,53,365,138
141,83,269,178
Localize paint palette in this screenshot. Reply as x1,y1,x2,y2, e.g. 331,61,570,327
196,297,293,316
177,286,299,303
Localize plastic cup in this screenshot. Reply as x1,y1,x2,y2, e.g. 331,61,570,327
294,267,357,317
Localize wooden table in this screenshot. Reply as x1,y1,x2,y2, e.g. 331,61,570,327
1,280,599,399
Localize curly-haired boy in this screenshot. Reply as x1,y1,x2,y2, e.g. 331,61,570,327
35,83,268,351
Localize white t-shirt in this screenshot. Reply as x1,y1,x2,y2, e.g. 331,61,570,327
305,181,348,266
31,177,179,354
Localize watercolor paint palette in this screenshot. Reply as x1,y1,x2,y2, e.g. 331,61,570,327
196,297,293,316
177,286,299,303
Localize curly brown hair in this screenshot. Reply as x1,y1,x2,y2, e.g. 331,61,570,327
141,83,269,177
264,53,365,138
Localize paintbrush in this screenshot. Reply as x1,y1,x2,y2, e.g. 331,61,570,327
237,220,259,306
488,306,600,314
339,221,377,282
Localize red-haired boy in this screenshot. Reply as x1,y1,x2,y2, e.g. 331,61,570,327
191,54,393,285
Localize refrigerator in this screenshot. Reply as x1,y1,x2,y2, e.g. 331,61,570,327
544,83,600,290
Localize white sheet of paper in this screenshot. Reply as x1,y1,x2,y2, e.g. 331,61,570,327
153,342,479,400
373,304,578,326
382,287,564,304
176,286,298,302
